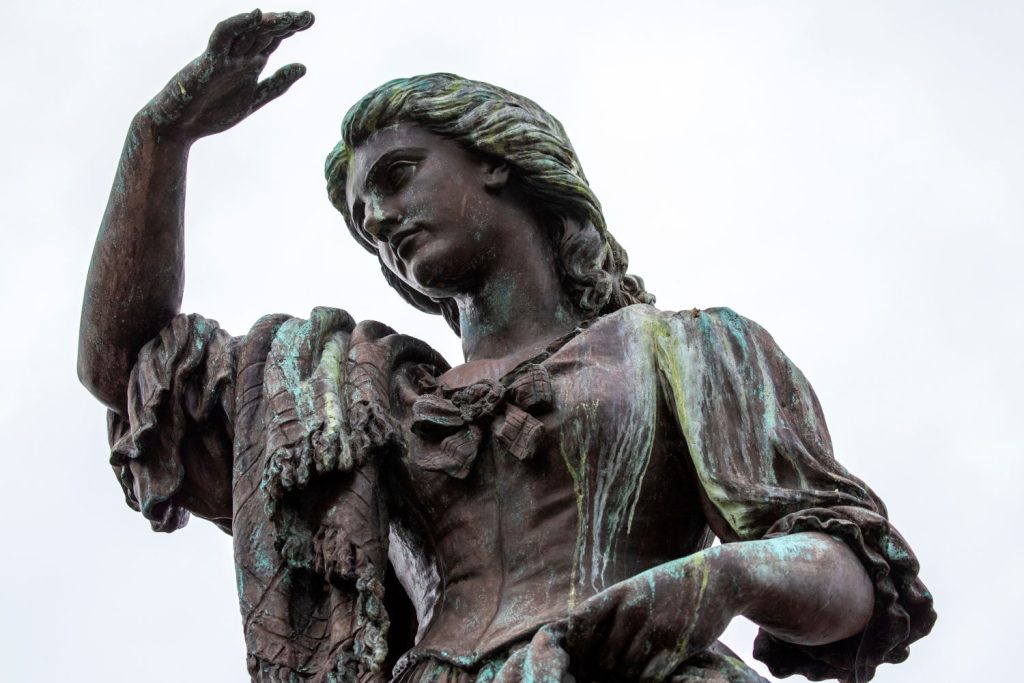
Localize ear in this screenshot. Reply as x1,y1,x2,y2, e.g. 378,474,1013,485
480,159,510,191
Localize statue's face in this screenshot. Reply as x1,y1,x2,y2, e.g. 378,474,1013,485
345,123,520,299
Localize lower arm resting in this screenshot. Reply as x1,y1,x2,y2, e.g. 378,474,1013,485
724,532,874,646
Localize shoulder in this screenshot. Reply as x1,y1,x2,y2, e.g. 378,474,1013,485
591,305,794,376
594,303,772,341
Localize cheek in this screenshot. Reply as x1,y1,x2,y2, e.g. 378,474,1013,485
402,187,434,222
409,168,474,220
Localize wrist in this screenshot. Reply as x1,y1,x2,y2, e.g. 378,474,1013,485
133,108,196,149
716,537,797,627
697,543,756,621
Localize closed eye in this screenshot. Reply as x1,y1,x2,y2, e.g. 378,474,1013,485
381,160,417,193
365,148,426,196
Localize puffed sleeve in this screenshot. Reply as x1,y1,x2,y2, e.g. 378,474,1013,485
107,313,240,533
653,307,935,683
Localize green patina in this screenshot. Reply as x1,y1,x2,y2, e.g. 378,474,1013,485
559,399,599,609
274,317,315,407
883,536,911,562
653,313,754,532
590,318,657,585
669,552,711,668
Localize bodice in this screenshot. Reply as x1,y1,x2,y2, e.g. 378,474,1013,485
384,308,713,660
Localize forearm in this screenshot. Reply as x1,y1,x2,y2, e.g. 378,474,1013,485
78,12,313,414
724,532,875,646
78,112,191,412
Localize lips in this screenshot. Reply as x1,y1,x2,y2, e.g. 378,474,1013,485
390,225,423,258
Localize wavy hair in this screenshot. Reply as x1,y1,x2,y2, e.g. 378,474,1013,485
324,73,654,334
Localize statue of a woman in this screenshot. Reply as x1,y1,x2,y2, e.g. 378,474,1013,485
78,11,934,683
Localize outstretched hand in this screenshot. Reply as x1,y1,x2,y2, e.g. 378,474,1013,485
144,9,315,141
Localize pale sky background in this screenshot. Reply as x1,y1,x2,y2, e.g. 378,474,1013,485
1,1,1021,681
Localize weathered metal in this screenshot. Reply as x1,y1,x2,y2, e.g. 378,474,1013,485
79,11,934,683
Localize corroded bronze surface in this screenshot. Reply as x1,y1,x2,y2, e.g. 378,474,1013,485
79,11,934,683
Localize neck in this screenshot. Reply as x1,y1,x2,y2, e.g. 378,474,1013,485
456,247,582,363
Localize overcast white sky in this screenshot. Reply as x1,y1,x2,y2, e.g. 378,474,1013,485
1,1,1021,681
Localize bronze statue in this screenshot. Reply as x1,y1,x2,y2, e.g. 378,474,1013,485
78,10,935,683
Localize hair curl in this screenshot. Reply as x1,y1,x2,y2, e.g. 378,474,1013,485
324,73,654,335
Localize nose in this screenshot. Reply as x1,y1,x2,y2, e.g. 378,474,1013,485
363,201,402,241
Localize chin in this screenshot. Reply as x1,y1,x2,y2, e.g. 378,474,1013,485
403,256,477,299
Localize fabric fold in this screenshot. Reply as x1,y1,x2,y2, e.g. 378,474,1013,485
108,313,237,532
107,309,449,681
409,363,555,478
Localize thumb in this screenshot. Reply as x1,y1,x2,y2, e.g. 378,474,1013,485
252,63,307,110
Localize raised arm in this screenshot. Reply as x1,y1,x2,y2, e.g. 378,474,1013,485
78,10,314,412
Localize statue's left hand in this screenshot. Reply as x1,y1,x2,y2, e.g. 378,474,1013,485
565,548,740,681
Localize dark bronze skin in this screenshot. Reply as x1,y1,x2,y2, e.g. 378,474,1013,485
79,10,887,682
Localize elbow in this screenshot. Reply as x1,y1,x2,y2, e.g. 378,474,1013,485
738,533,875,647
775,537,876,646
821,542,876,642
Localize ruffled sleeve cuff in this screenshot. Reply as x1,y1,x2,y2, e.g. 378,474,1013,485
107,314,237,533
752,506,936,682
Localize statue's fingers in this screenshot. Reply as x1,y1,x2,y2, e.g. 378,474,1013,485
251,18,315,57
493,649,528,683
247,29,289,57
639,651,683,683
252,63,307,111
268,10,315,33
350,320,400,346
565,590,623,665
602,608,649,677
527,626,573,683
255,36,284,58
208,9,262,56
230,30,260,57
245,12,315,57
252,11,315,43
230,13,287,57
280,460,296,490
296,454,311,487
567,592,614,636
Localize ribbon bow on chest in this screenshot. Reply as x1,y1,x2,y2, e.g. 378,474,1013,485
409,363,555,479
